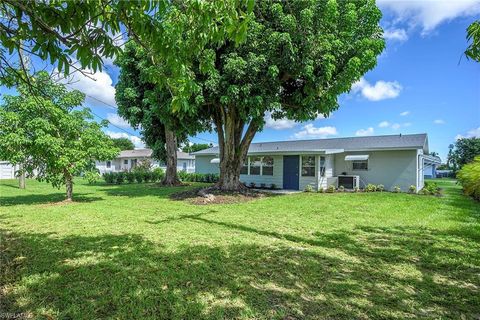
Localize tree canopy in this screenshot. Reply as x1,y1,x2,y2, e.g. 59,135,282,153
0,71,119,200
447,137,480,172
146,0,384,190
182,143,213,153
111,137,135,151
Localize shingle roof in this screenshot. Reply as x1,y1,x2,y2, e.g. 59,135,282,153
193,133,428,155
118,149,195,159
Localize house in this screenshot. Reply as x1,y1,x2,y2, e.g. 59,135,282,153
0,161,20,179
96,149,195,174
194,133,441,192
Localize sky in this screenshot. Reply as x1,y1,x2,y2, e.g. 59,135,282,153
1,1,479,162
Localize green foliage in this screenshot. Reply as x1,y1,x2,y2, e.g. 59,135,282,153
447,138,480,172
0,72,119,198
421,181,440,195
304,185,314,193
249,182,256,188
178,172,219,183
377,184,385,192
83,171,101,185
126,172,136,184
465,20,480,62
318,188,325,193
353,186,360,193
338,185,345,192
392,185,401,193
365,184,377,192
103,172,116,184
457,156,480,200
115,172,125,185
111,138,135,151
270,184,277,190
182,143,213,153
134,171,144,184
326,185,336,193
409,185,417,194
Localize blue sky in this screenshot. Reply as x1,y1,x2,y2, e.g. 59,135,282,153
1,1,479,161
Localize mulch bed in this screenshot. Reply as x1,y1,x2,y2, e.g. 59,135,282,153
170,187,267,205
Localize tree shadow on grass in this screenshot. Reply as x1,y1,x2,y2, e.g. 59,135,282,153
1,223,479,319
0,193,104,207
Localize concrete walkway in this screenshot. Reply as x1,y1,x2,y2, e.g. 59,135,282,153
252,188,302,195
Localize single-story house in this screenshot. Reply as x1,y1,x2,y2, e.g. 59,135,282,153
96,149,195,174
0,161,20,179
194,133,441,192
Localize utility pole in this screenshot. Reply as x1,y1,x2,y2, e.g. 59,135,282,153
17,42,30,189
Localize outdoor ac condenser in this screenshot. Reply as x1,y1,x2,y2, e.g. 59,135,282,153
337,175,360,189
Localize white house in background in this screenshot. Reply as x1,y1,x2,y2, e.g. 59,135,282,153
0,161,20,179
96,149,195,174
194,133,441,192
422,155,441,179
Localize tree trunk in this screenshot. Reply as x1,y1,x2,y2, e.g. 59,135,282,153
65,175,73,201
162,128,181,186
18,164,25,189
214,108,259,191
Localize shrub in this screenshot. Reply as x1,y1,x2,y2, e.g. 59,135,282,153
392,185,401,193
125,171,136,183
304,184,313,192
270,183,277,190
178,170,189,181
135,171,144,183
318,187,324,193
365,184,377,192
457,156,480,200
421,181,440,195
326,185,336,193
377,184,385,192
353,186,360,193
408,185,417,193
115,172,125,184
152,168,164,182
84,170,100,184
338,185,345,192
143,171,152,183
249,182,256,188
103,172,115,184
260,183,266,189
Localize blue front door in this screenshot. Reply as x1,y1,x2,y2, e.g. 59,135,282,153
283,155,299,190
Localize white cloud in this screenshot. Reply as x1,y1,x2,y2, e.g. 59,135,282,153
264,112,297,130
434,119,446,124
356,127,375,136
384,28,408,41
456,127,480,140
378,0,480,35
391,123,401,130
292,124,338,139
106,130,145,149
351,77,402,101
400,111,410,116
379,121,390,128
57,69,116,108
107,113,132,129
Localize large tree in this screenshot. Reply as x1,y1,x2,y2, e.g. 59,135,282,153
448,137,480,172
151,0,384,190
0,72,119,201
111,137,135,151
115,42,209,185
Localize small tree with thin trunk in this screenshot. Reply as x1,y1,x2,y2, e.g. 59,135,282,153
0,71,119,201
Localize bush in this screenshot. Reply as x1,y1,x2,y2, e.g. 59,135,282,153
338,185,345,192
304,184,313,192
115,172,125,184
365,184,377,192
249,182,256,188
103,172,115,184
270,183,277,190
421,181,440,195
457,156,480,200
408,185,416,193
353,186,360,193
143,171,152,183
126,171,136,183
318,187,324,193
177,172,219,183
377,184,385,192
152,168,164,182
135,171,144,183
260,183,266,189
326,185,336,193
84,170,100,184
392,185,401,193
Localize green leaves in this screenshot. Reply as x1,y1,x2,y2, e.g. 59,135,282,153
465,20,480,62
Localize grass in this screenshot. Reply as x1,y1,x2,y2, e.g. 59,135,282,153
1,178,479,319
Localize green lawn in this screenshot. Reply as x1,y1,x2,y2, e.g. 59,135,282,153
1,179,479,319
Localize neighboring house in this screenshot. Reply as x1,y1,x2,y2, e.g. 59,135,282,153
194,133,441,192
422,155,442,179
96,149,195,174
0,161,19,179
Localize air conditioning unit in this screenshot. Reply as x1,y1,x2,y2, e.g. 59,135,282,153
337,175,360,189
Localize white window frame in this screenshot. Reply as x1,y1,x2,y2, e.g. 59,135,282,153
352,159,368,171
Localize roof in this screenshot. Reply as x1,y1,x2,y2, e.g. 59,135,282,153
193,133,429,155
118,149,195,159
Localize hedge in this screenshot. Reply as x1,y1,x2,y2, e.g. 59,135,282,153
457,156,480,200
103,169,219,185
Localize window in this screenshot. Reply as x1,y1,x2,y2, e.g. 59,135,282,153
124,159,128,165
249,156,261,175
240,158,249,175
352,160,368,170
106,161,111,168
301,155,316,177
320,156,326,177
262,156,274,175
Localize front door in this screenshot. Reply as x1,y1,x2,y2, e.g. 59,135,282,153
283,156,299,190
